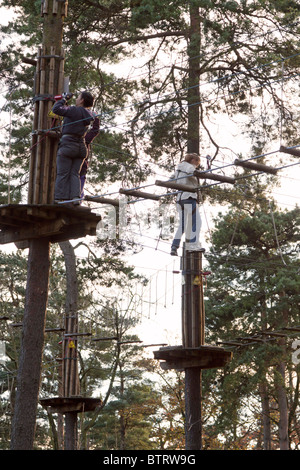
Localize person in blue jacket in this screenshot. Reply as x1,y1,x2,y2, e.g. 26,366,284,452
52,91,96,205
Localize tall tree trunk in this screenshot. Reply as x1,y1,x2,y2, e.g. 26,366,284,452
119,373,126,450
10,239,50,449
259,382,272,450
184,5,202,451
276,354,289,450
187,4,200,154
274,294,289,450
259,282,272,449
59,240,79,450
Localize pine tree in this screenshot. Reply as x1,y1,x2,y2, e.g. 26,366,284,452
204,188,300,449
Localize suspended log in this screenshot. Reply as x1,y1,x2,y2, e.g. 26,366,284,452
91,336,118,342
236,336,266,343
283,326,300,332
194,169,235,184
279,145,300,158
119,188,160,201
117,340,143,345
261,331,287,337
155,180,198,193
217,340,243,347
64,332,92,337
84,195,119,207
22,57,38,66
234,159,278,175
45,327,65,333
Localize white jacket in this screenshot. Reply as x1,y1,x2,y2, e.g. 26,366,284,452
171,161,199,202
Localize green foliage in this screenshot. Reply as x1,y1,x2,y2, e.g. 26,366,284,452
129,0,186,32
203,194,300,448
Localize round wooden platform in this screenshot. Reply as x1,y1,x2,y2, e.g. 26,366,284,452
40,396,102,414
0,203,101,245
153,345,232,371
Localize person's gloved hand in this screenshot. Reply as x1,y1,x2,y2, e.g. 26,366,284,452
62,92,74,101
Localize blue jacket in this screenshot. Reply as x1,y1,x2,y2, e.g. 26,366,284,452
52,99,95,137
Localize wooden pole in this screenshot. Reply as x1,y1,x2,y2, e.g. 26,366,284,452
28,0,66,204
182,247,205,450
64,412,78,450
183,4,203,450
59,241,80,450
185,367,202,449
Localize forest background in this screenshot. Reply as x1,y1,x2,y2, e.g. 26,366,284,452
0,0,300,450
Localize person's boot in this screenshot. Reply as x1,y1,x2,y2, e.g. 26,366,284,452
170,246,178,256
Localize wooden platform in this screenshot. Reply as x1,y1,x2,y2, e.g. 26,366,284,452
40,396,102,414
153,345,232,371
0,204,101,245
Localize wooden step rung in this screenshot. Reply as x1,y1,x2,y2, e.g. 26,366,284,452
119,188,160,201
64,332,92,337
234,159,278,175
279,145,300,158
194,170,236,184
155,180,198,192
282,326,300,332
84,195,119,207
91,336,118,342
45,327,65,333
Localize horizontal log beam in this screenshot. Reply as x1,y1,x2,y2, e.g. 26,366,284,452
119,188,160,201
234,159,278,175
45,328,65,333
64,332,92,337
84,195,120,207
155,180,198,192
194,169,235,184
280,145,300,158
91,336,118,342
283,326,300,332
217,341,243,347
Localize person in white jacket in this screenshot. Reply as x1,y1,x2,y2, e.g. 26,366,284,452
170,153,202,256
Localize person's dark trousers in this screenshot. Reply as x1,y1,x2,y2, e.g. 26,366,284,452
54,135,87,201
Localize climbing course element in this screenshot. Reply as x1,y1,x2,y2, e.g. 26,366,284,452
153,247,232,450
280,145,300,158
234,158,278,175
